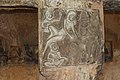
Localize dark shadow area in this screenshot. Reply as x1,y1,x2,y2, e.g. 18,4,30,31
0,8,38,66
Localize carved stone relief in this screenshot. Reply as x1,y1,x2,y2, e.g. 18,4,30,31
45,0,64,7
41,8,103,68
21,0,38,6
43,0,102,9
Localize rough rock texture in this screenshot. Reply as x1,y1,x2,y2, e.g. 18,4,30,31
99,50,120,80
105,13,120,49
0,64,38,80
0,9,38,50
104,0,120,12
41,63,99,80
0,0,38,7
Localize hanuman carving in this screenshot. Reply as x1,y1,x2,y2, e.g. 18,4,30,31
41,8,103,67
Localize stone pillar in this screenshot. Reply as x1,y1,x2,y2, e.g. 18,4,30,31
38,0,104,80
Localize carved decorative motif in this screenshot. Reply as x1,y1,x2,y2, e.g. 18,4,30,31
44,0,91,9
22,0,38,6
41,8,103,68
45,0,64,7
0,0,103,80
43,0,103,9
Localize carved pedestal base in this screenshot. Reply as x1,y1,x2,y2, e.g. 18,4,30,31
40,63,100,80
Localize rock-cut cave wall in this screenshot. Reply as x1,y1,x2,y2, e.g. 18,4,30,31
0,9,38,52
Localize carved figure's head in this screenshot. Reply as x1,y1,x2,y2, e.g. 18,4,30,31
45,9,54,20
67,10,76,21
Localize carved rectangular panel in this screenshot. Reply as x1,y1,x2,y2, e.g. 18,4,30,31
39,0,104,80
41,8,103,68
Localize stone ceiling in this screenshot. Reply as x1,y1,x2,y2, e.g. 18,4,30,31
104,0,120,12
